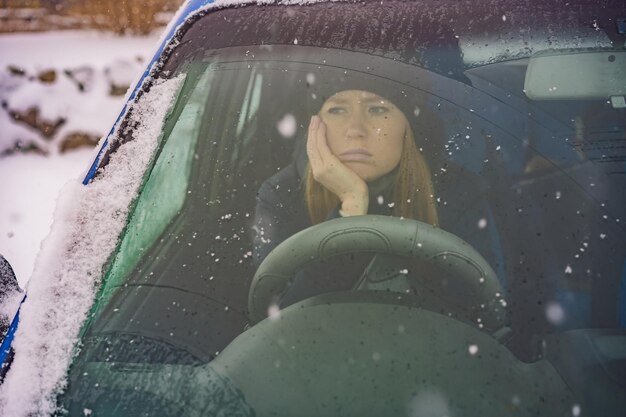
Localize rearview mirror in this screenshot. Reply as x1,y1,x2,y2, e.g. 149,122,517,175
524,49,626,105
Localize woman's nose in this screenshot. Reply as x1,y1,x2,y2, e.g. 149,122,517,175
345,113,368,140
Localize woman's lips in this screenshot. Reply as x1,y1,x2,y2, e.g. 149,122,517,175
339,148,373,162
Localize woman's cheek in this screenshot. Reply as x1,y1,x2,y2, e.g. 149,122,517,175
325,131,342,154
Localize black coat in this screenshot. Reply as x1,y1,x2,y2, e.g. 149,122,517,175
253,162,504,306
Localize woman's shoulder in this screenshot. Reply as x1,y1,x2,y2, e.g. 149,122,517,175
259,163,301,192
261,163,300,188
257,163,305,208
255,163,311,235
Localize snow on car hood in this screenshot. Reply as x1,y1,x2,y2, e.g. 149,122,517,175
0,75,184,417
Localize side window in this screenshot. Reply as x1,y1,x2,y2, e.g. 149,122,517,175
97,72,211,299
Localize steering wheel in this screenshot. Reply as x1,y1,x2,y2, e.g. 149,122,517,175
248,215,504,328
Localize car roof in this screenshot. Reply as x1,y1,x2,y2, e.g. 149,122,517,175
83,0,625,182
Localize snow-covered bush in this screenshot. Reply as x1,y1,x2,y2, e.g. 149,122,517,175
63,0,181,35
0,43,147,156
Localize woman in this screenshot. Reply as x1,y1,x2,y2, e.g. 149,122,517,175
252,89,442,306
304,89,438,225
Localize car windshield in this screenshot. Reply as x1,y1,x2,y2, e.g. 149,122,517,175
61,1,626,416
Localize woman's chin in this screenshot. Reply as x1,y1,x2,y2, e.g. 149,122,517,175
344,164,371,181
348,166,387,183
355,170,379,183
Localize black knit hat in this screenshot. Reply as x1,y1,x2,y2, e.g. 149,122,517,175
306,71,420,123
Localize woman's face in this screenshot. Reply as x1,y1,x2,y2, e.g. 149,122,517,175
319,90,407,182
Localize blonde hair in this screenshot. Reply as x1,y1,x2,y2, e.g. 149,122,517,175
304,124,439,225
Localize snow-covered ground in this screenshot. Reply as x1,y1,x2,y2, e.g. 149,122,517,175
0,150,93,285
0,30,161,287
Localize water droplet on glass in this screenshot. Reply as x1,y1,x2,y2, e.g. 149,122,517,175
268,303,281,320
546,301,566,325
407,389,451,417
277,113,297,138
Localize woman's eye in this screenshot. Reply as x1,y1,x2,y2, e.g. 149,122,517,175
327,107,346,115
369,106,389,114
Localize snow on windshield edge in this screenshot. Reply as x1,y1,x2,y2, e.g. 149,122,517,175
0,75,185,417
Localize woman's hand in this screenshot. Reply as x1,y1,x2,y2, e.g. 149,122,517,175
307,115,369,216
